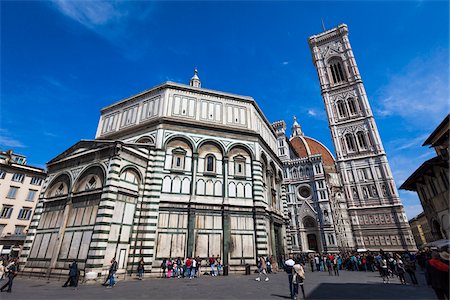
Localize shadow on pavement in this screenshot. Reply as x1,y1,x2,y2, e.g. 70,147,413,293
306,282,435,300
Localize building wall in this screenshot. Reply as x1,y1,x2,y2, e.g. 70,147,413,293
409,213,433,248
0,153,45,255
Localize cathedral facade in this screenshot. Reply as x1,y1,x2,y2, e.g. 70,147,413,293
20,24,416,278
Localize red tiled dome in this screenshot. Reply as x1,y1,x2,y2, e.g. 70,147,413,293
290,136,335,166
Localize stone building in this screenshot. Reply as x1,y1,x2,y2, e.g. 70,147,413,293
273,118,354,253
0,150,46,257
409,212,433,248
20,25,420,278
308,24,416,251
20,71,288,277
401,114,449,241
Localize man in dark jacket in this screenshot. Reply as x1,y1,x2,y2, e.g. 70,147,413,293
425,251,449,300
62,260,79,288
0,258,18,293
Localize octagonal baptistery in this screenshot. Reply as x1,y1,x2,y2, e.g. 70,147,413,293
20,71,289,278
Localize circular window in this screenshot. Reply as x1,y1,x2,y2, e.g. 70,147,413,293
297,185,311,199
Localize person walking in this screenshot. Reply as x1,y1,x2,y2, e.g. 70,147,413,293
396,256,407,285
380,256,390,284
137,258,145,280
216,255,222,276
333,255,340,276
405,256,418,285
0,261,4,280
191,257,197,279
107,257,118,288
284,254,295,299
0,258,18,293
161,258,167,278
314,255,320,272
309,256,314,272
255,256,269,282
425,251,449,300
62,260,78,288
209,256,216,276
292,262,306,300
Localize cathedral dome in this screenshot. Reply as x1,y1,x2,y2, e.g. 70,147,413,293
290,135,335,166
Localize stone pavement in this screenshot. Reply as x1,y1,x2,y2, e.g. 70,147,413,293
1,268,437,300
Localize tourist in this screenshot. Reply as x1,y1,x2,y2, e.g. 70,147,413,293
292,261,306,300
270,255,278,273
284,254,295,298
309,256,314,272
167,258,174,278
191,257,197,279
255,256,269,282
0,261,4,280
216,255,222,276
380,256,390,284
314,255,320,272
333,255,339,276
0,258,18,293
62,260,78,288
405,256,418,285
107,257,118,288
209,256,216,276
425,250,449,300
266,256,272,274
396,255,407,284
137,258,145,280
195,256,201,277
326,255,333,276
185,257,192,279
161,258,167,278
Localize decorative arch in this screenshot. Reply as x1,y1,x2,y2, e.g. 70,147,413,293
227,143,255,160
46,172,72,198
119,166,143,185
72,165,106,193
196,139,226,155
163,134,195,151
135,135,155,144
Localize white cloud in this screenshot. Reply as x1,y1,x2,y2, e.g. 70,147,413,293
375,50,449,130
307,109,317,116
52,1,127,30
282,61,289,65
403,204,423,221
50,1,154,60
0,135,26,148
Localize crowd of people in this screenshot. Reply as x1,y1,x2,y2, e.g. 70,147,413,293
0,246,448,300
159,255,223,279
268,248,449,300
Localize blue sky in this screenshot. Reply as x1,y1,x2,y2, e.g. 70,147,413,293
1,1,449,219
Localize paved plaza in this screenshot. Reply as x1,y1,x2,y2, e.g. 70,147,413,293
1,268,438,300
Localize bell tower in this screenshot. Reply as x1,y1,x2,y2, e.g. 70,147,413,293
308,24,416,251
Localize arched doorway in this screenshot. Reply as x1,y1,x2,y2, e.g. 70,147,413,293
432,219,444,239
307,234,318,252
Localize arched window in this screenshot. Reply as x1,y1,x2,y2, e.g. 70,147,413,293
345,134,356,152
348,98,358,115
356,132,368,150
205,154,216,173
172,148,187,170
337,100,348,118
292,168,298,179
329,59,346,84
234,155,246,177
